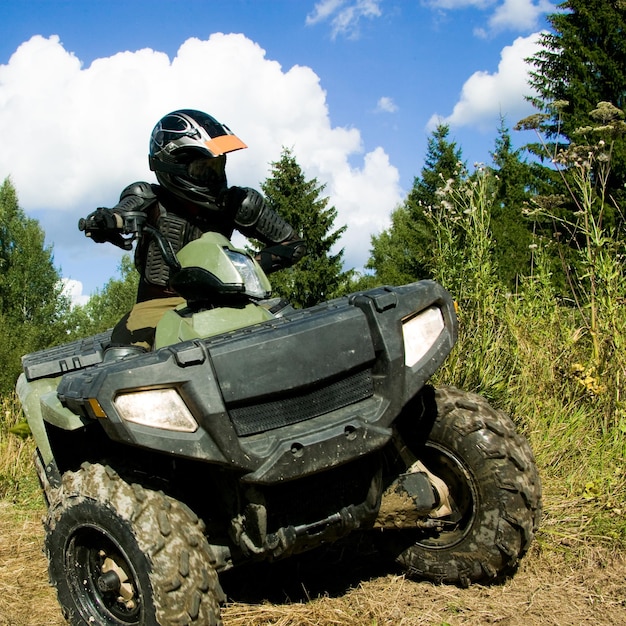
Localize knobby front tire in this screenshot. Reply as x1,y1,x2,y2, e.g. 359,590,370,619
45,462,224,625
385,385,542,586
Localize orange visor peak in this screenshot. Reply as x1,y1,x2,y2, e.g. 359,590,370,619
205,134,248,156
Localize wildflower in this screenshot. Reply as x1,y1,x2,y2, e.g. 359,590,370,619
589,101,624,124
570,362,607,396
552,100,569,111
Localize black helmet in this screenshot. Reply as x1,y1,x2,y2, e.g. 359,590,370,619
149,109,247,208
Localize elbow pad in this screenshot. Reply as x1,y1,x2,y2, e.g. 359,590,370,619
229,186,295,243
114,182,158,214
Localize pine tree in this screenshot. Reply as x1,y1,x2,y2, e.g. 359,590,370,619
526,0,626,208
368,123,466,284
260,148,350,308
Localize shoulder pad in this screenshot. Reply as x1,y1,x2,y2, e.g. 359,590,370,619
120,181,157,202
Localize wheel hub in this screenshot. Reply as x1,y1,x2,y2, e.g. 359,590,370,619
97,569,121,593
375,461,453,529
99,553,137,611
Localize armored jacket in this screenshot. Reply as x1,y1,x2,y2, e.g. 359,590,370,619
111,182,305,303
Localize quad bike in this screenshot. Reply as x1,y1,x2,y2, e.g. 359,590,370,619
17,211,541,625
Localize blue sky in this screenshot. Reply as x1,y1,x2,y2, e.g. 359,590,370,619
1,0,555,303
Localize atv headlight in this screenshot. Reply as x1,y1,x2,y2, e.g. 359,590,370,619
402,306,445,367
224,249,269,299
114,389,198,433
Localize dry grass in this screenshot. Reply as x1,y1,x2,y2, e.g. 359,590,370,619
1,494,624,626
2,406,624,625
221,551,626,626
0,503,63,626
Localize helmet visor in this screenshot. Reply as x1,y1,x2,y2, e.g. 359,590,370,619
204,133,247,156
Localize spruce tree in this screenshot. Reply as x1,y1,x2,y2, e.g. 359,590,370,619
368,123,466,284
260,148,350,308
488,120,534,288
527,0,626,208
408,124,465,211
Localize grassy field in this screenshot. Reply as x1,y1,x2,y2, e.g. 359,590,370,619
1,470,625,625
1,327,625,626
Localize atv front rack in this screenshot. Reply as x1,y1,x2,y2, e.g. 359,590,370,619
22,330,112,382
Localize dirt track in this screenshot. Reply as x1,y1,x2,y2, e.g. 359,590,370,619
2,501,624,626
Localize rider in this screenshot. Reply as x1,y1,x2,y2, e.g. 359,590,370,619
82,109,306,349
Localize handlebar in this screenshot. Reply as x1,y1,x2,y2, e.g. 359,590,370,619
79,209,181,271
78,210,146,235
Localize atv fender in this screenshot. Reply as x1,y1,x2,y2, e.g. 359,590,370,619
16,373,89,466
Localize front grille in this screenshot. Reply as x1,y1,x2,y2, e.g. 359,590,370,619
228,368,374,436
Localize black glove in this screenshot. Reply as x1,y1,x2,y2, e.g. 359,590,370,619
257,239,307,274
79,208,132,249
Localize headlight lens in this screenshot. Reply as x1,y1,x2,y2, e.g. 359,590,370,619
402,306,445,367
114,388,198,433
224,249,268,299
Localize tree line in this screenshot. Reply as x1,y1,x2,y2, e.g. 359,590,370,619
1,0,624,399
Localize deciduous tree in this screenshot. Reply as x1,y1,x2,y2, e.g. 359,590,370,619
65,254,138,339
0,178,68,393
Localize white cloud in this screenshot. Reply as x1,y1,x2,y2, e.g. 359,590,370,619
0,34,402,292
427,32,542,132
376,97,398,113
306,0,346,23
306,0,382,39
424,0,554,34
60,278,90,307
488,0,554,32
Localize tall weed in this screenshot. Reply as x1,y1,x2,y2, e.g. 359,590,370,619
428,141,626,542
425,167,516,404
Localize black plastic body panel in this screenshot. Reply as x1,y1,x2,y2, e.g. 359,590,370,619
210,305,375,403
39,281,456,485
